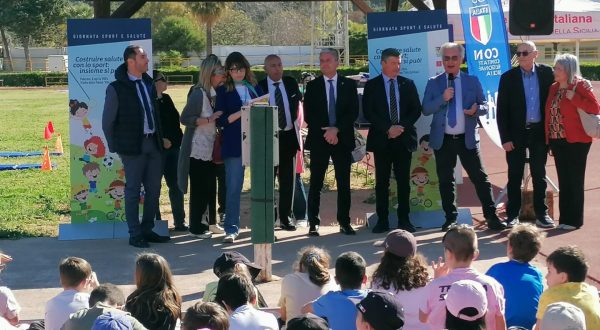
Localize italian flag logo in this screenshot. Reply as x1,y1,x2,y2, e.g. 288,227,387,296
470,5,493,45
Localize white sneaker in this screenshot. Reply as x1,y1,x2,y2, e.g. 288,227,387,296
209,224,225,234
191,231,212,239
223,232,238,243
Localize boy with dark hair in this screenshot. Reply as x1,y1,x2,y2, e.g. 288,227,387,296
215,273,278,330
182,302,229,330
419,224,506,330
62,283,147,330
302,251,369,330
486,223,545,329
533,246,600,329
45,257,99,330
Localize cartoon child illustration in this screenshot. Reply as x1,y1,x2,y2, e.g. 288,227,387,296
411,167,430,197
80,136,106,163
106,180,125,211
72,184,90,215
82,162,101,193
69,99,92,134
417,134,433,166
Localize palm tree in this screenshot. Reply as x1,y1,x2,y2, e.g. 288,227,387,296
188,2,226,56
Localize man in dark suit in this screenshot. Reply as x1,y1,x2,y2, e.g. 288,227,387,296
102,45,170,248
259,54,301,231
497,41,555,228
304,48,359,236
363,48,422,233
422,42,507,232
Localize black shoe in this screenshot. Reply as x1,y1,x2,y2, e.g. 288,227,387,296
441,220,457,232
398,221,416,233
143,232,171,243
280,223,297,231
129,236,149,248
308,225,320,237
486,216,508,230
340,224,356,235
371,221,390,234
506,217,520,228
536,214,556,228
173,224,189,231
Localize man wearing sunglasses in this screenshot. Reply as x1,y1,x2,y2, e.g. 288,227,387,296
422,42,507,232
497,41,555,228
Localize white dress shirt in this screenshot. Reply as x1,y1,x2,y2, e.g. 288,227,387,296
445,72,465,134
267,77,293,131
128,73,155,134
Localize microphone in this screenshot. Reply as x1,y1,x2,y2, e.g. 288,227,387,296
447,73,455,104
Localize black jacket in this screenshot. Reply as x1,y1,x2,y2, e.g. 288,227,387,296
102,63,163,155
157,93,183,149
303,74,359,152
497,63,554,146
362,74,422,153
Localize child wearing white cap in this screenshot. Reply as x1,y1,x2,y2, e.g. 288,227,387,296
444,280,487,330
540,302,586,330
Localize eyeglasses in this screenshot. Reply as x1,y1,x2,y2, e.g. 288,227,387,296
228,68,246,73
443,56,460,61
154,77,166,83
212,68,225,75
516,51,531,57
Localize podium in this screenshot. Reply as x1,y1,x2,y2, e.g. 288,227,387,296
242,104,278,282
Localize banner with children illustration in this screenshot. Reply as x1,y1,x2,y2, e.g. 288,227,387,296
65,19,152,231
367,10,448,213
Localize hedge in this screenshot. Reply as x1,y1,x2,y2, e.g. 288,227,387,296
4,63,600,87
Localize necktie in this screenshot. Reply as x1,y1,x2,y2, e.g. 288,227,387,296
273,82,286,129
389,79,399,124
448,79,456,128
328,79,336,126
136,80,154,130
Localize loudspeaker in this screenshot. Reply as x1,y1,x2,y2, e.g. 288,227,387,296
509,0,554,35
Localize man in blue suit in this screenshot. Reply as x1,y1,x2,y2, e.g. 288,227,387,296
422,42,507,232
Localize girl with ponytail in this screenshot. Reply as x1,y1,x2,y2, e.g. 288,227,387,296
278,246,339,325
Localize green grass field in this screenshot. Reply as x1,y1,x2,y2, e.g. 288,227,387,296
0,86,194,238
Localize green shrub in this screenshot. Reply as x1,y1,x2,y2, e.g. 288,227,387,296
0,72,67,87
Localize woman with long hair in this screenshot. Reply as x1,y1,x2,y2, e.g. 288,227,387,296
545,53,600,230
215,52,264,243
125,253,182,330
279,246,339,324
371,229,430,330
178,54,226,238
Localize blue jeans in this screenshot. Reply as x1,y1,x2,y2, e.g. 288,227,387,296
157,147,186,225
293,173,307,220
224,157,244,234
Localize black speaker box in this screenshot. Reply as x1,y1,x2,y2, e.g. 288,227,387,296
509,0,554,35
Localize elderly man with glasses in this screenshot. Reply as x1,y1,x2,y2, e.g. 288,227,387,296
422,42,507,232
497,41,555,229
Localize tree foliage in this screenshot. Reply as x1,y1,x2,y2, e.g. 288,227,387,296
349,22,367,56
153,16,204,54
188,2,226,55
212,8,263,46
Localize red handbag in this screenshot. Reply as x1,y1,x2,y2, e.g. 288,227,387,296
212,128,224,164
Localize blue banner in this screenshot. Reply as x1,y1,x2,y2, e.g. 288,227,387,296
459,0,511,147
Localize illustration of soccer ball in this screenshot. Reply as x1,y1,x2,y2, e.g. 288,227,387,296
103,155,115,168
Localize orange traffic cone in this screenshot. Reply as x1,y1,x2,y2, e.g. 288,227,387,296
55,134,64,154
44,125,52,140
41,146,52,171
